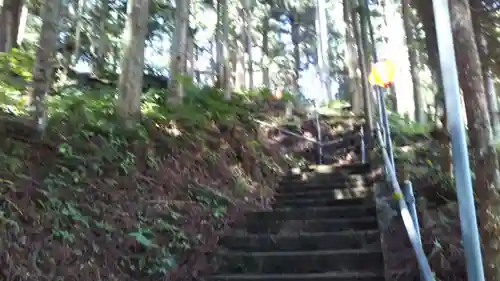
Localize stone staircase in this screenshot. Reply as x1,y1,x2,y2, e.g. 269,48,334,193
208,163,385,281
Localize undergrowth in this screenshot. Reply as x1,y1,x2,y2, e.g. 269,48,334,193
383,115,465,281
0,77,298,281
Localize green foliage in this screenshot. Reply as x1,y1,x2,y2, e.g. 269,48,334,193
316,100,352,116
388,113,431,137
0,81,296,280
386,113,455,202
0,48,34,82
322,99,350,109
385,113,433,148
0,48,34,112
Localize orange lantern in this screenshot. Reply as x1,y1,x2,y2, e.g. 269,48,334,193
368,59,396,88
273,87,283,100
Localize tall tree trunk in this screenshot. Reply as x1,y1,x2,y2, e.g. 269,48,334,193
186,28,195,77
29,0,63,131
230,48,239,88
117,0,149,122
316,0,332,100
15,4,27,45
232,40,245,89
72,0,86,65
353,7,374,148
215,0,224,86
401,0,423,123
261,15,270,89
485,71,500,139
209,38,216,81
242,0,253,89
414,0,451,175
93,0,110,76
470,0,500,139
379,0,398,113
343,0,362,113
449,1,500,279
241,42,247,87
0,0,24,52
169,0,191,103
221,0,230,98
290,12,300,94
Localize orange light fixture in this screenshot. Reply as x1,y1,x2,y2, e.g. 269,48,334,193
368,59,396,88
273,87,283,100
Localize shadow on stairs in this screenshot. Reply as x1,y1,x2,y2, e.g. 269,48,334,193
206,163,385,281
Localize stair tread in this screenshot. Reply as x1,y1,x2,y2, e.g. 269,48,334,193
225,229,379,238
277,182,367,191
246,205,377,221
276,187,369,196
261,205,376,212
244,217,377,224
280,178,364,185
234,216,378,226
237,217,379,234
220,248,382,257
276,198,370,203
308,163,369,169
211,271,383,279
273,198,371,208
220,229,381,252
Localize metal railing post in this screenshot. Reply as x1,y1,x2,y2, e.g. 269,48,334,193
403,181,421,244
361,127,366,163
379,89,395,168
375,88,385,135
373,89,386,165
432,0,485,279
403,180,424,280
314,102,323,164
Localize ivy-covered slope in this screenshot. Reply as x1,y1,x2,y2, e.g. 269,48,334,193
0,86,299,281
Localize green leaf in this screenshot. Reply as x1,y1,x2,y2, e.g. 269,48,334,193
129,231,158,248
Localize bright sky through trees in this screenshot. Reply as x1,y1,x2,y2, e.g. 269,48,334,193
72,4,339,103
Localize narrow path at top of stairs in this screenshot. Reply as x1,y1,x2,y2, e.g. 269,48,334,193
207,163,385,281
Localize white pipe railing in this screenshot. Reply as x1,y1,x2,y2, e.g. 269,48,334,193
375,123,434,281
253,119,320,144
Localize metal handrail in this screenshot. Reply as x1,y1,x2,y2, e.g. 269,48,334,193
254,108,366,165
253,119,320,144
314,102,323,163
374,122,434,280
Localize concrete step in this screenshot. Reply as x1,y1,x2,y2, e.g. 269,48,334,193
237,217,379,234
207,161,383,281
219,230,381,252
216,249,384,274
208,272,384,281
273,197,371,208
277,181,365,194
281,174,366,185
246,205,377,222
295,163,371,174
274,187,371,201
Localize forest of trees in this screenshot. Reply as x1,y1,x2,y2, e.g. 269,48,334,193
1,0,500,279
